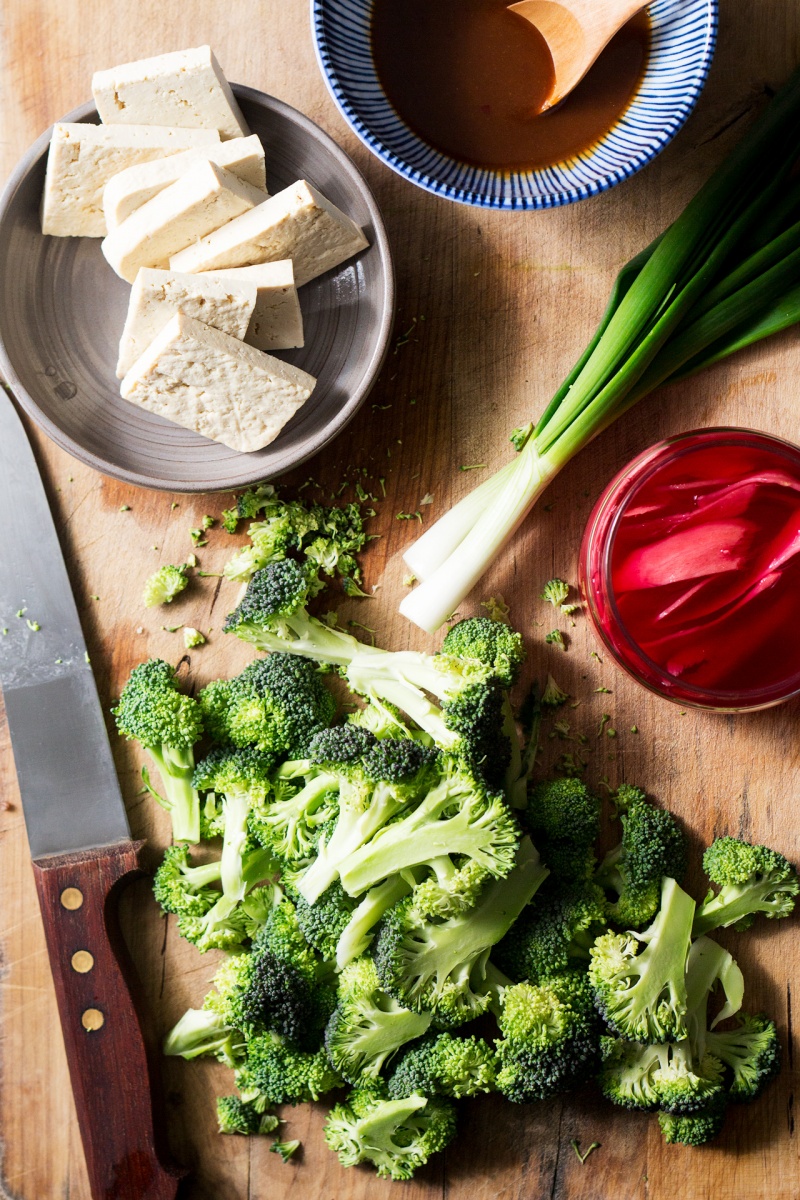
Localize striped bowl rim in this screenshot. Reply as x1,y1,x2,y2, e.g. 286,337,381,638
312,0,718,210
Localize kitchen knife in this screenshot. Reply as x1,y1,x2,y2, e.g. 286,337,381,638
0,395,185,1200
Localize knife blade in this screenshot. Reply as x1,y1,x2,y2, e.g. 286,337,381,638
0,394,185,1200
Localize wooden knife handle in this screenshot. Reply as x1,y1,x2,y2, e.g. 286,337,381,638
32,841,187,1200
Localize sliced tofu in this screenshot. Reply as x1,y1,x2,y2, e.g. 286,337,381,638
103,135,267,228
101,159,267,283
170,180,369,286
116,268,257,377
202,261,303,351
40,122,220,238
92,45,249,140
120,312,316,452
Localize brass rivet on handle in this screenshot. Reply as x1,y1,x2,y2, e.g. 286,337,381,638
81,1008,104,1031
60,887,83,910
71,950,94,974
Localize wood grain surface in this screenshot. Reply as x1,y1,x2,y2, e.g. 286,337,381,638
1,2,799,1198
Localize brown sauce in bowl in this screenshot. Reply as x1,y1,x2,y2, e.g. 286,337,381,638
371,0,650,171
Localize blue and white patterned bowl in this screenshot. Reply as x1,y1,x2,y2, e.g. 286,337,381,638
312,0,718,211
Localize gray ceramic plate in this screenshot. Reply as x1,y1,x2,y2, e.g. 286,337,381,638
0,86,394,492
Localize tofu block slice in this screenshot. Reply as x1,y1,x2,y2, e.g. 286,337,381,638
40,122,220,237
170,180,369,286
92,45,249,140
116,268,257,377
103,135,267,228
202,261,303,351
102,160,267,283
120,312,316,452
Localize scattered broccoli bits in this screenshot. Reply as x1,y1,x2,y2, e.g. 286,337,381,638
120,587,793,1177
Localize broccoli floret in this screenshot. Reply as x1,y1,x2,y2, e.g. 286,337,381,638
237,1032,342,1106
523,777,602,885
152,844,221,917
293,881,356,961
541,674,569,708
174,847,280,952
198,655,335,760
238,901,335,1047
595,789,687,928
693,838,799,936
113,658,203,843
163,1007,245,1069
598,934,743,1119
388,1032,497,1100
657,1094,728,1145
598,1036,725,1115
441,616,525,689
142,563,188,607
494,880,608,984
410,859,489,922
374,837,549,1028
193,746,275,902
323,1084,457,1180
541,579,570,607
270,1138,301,1162
325,957,433,1084
442,681,513,791
216,1095,277,1135
588,876,696,1043
494,972,600,1102
338,759,519,899
224,561,514,761
249,770,339,863
706,1014,780,1102
295,734,440,905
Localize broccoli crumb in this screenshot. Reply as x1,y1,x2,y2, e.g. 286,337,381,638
571,1140,600,1165
183,628,206,649
541,579,570,607
270,1139,300,1163
545,629,567,651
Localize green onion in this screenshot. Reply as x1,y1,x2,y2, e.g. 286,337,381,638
400,69,800,632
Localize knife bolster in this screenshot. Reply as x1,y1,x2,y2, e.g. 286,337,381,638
32,841,186,1200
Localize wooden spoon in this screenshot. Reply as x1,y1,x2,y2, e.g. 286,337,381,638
509,0,650,110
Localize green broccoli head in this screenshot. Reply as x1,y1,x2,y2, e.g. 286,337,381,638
323,1084,457,1180
494,880,608,984
198,655,335,760
657,1093,728,1146
114,658,203,843
441,617,526,688
693,838,799,936
442,681,512,790
374,837,548,1028
225,559,315,635
202,952,254,1031
237,1032,342,1106
309,724,377,767
142,563,188,607
588,877,696,1043
388,1032,497,1100
495,972,600,1102
324,957,433,1085
523,777,601,884
596,791,687,928
706,1013,780,1102
114,658,202,754
249,773,339,864
597,1035,724,1117
293,881,356,961
152,844,221,917
193,745,275,800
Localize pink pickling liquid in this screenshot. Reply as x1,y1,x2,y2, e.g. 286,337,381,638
580,429,800,711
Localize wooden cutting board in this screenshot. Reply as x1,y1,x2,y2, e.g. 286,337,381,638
1,2,798,1197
